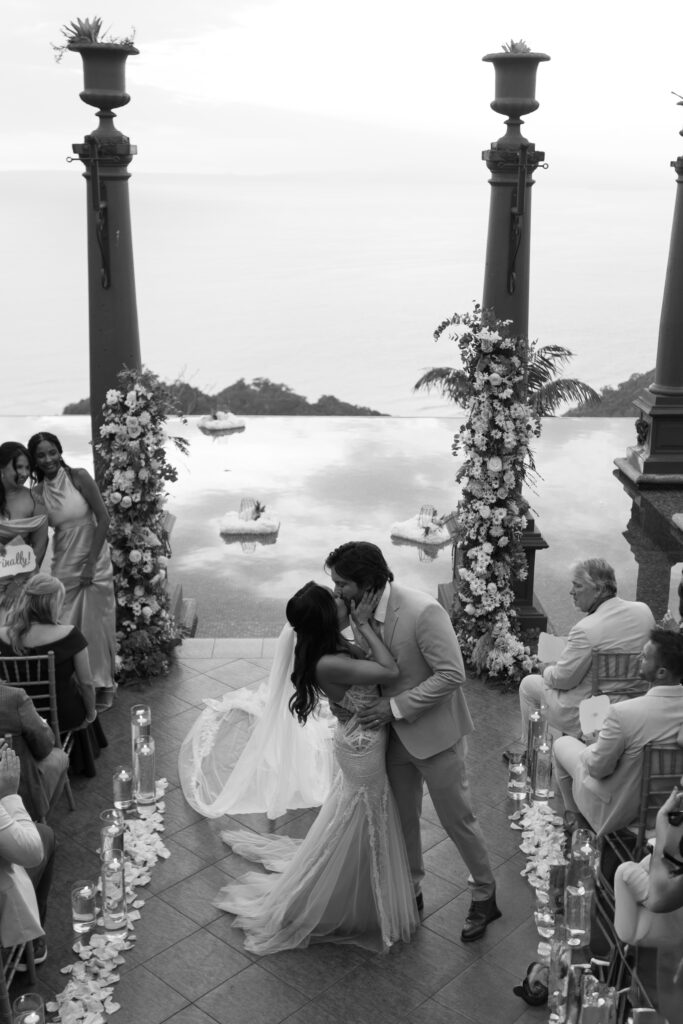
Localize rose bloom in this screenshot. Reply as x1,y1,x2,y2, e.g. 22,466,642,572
120,496,132,509
129,550,143,564
106,389,122,406
488,372,502,387
487,456,503,473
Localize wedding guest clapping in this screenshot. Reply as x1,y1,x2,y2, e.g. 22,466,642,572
0,745,55,966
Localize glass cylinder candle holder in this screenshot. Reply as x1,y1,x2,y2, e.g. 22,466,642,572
526,708,547,791
101,848,127,936
100,808,125,856
564,883,591,947
568,828,598,891
507,751,527,801
13,992,45,1024
134,734,156,805
532,736,553,803
548,925,571,1024
112,764,134,810
130,704,151,762
71,878,97,933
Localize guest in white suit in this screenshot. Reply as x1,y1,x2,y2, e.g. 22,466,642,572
506,558,654,752
325,541,499,942
553,627,683,835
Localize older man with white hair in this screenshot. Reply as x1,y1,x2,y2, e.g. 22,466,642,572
504,558,654,758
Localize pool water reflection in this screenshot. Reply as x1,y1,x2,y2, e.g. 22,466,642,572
2,415,680,638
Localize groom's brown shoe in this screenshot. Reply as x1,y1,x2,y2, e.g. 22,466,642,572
460,894,502,942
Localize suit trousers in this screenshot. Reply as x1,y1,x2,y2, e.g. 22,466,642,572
386,728,495,901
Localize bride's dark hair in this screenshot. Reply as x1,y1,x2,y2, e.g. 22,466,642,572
286,581,341,724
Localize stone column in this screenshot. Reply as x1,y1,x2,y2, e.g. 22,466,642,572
68,39,141,481
616,100,683,484
481,46,550,632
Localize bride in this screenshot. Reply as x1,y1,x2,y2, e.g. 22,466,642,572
214,582,419,954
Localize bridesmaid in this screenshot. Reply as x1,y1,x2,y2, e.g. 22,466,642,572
27,432,116,709
0,442,48,622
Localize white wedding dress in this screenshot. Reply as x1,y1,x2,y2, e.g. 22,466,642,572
214,684,419,954
178,625,336,819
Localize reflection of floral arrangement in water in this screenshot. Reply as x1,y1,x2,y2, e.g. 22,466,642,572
96,367,188,681
438,304,539,685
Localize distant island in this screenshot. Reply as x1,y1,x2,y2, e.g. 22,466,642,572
564,369,655,417
63,377,386,417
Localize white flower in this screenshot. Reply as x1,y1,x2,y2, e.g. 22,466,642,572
110,491,122,505
121,495,132,509
129,550,143,564
487,456,503,473
125,390,138,410
106,389,122,406
488,372,502,387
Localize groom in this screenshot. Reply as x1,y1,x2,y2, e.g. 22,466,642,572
325,541,500,941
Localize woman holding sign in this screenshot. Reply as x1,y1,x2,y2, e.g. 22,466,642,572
0,442,48,622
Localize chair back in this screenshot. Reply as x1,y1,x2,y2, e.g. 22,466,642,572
590,651,647,702
0,652,61,746
636,742,683,845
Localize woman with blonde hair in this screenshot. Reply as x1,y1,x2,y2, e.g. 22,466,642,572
0,574,96,733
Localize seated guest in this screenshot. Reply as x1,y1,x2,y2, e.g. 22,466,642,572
0,745,55,965
553,628,683,836
0,690,69,821
0,574,96,733
505,559,654,755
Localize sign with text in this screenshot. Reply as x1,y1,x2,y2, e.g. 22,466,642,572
0,543,36,578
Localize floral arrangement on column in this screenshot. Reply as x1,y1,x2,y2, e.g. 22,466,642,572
438,304,540,685
96,367,189,681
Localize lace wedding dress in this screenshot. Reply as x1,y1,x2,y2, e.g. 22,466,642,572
178,625,336,820
214,684,419,954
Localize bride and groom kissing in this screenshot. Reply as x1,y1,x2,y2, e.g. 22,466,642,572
214,540,501,954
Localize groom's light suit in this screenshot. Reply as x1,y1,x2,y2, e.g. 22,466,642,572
377,582,495,900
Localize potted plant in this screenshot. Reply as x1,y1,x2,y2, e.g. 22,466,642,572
54,16,138,110
482,39,550,119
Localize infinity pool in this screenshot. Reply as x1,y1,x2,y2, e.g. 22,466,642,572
3,414,679,637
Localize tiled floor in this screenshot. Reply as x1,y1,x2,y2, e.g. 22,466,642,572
12,637,547,1024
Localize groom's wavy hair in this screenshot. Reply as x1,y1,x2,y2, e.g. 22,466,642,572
286,581,341,724
324,542,394,590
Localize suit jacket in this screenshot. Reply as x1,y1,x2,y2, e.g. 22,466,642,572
0,794,43,945
0,682,56,820
571,684,683,835
543,596,654,711
379,583,473,759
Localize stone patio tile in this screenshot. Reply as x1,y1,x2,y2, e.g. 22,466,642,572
433,959,524,1024
212,638,264,658
512,1005,549,1023
164,1008,225,1024
120,896,202,970
145,690,196,721
154,705,205,743
381,923,472,996
162,785,206,835
146,836,213,894
176,639,216,658
172,817,238,864
203,658,269,687
271,1002,345,1024
164,672,230,706
484,916,543,981
197,962,307,1024
108,965,189,1024
145,928,251,1001
311,956,426,1024
157,863,231,926
418,871,463,919
404,1000,479,1024
206,911,260,961
258,941,366,998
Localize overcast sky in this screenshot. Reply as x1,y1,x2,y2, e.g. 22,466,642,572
4,0,683,182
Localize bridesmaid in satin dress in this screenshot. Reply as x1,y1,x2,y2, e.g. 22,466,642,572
0,442,48,622
27,432,116,710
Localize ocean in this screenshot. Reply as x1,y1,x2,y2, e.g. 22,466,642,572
0,170,673,417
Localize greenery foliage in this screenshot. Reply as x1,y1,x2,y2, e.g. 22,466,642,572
95,367,188,681
64,377,384,417
432,305,541,686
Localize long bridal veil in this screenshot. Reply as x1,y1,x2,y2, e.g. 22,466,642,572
178,624,336,819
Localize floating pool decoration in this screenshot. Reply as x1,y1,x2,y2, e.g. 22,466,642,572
219,497,279,542
198,411,246,436
390,505,458,548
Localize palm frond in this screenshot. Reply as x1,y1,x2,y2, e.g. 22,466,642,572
530,379,601,416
